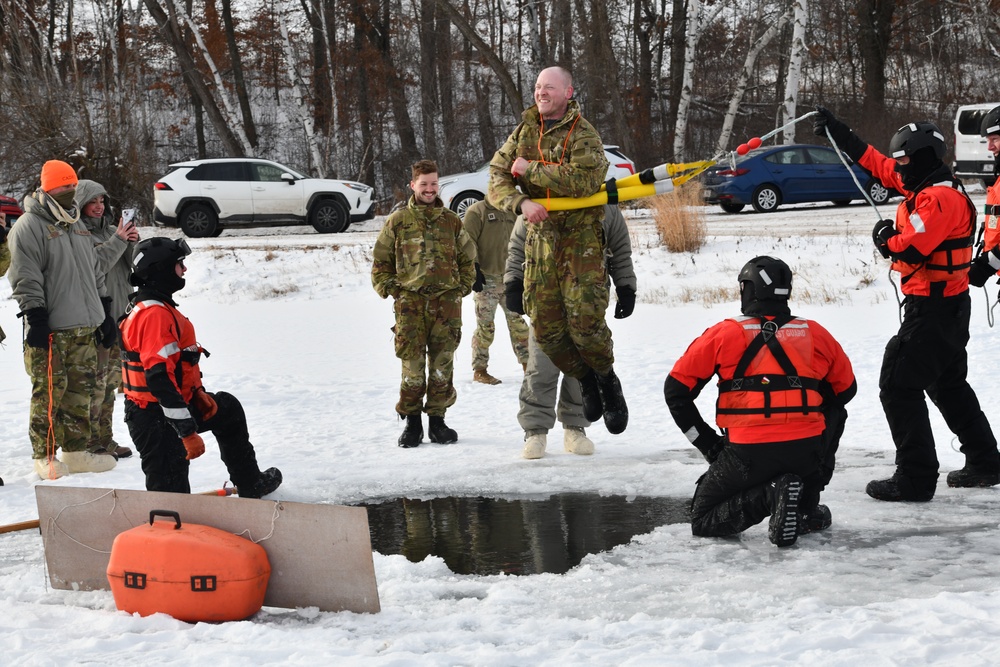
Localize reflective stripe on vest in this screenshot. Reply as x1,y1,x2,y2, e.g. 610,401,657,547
716,316,826,428
898,181,974,283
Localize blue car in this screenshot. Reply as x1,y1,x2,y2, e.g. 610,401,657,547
702,144,895,213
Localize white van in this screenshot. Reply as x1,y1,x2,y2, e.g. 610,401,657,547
953,103,1000,184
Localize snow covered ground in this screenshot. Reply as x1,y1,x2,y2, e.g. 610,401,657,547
4,196,1000,665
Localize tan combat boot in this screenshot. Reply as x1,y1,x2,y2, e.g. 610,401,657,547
473,368,502,385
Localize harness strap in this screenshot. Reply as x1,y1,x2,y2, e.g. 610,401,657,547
724,315,811,417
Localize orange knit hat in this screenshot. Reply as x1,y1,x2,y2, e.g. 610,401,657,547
40,160,79,192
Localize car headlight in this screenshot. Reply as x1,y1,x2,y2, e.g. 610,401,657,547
342,182,372,194
439,177,460,188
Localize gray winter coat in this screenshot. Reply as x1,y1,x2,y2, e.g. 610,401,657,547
7,190,106,330
504,204,637,292
76,179,134,319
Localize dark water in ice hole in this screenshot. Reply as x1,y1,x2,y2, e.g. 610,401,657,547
360,493,691,576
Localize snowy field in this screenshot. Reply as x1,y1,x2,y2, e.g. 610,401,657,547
3,195,1000,665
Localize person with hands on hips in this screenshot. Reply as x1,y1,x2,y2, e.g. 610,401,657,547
814,106,1000,500
968,105,1000,288
119,237,282,497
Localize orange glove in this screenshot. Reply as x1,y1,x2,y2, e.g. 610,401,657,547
192,389,218,421
182,433,205,460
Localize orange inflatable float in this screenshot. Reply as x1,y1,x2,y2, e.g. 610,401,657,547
107,510,270,622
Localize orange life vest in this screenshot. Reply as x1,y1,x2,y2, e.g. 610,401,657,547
893,182,974,286
716,316,827,428
120,299,206,409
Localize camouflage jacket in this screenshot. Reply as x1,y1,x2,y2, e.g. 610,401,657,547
372,196,476,300
504,204,637,293
461,199,517,277
487,99,608,224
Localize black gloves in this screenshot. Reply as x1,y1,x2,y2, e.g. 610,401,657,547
813,106,869,162
24,307,51,349
472,263,485,293
96,297,117,349
614,286,636,319
505,279,525,315
872,219,898,259
969,251,1000,287
698,432,726,464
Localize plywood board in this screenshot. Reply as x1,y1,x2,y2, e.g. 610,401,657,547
34,486,380,613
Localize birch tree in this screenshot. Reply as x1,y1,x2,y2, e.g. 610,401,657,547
780,0,808,145
672,0,725,160
277,3,325,175
715,4,792,155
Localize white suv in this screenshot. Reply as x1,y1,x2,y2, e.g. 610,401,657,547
439,145,637,218
153,158,375,237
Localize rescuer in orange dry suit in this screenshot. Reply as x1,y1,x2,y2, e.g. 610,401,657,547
119,237,281,497
664,257,856,547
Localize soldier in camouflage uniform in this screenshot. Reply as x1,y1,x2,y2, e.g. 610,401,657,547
488,66,629,434
463,199,529,385
372,160,476,448
6,161,119,479
77,179,139,460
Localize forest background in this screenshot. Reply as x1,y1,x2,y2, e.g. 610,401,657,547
0,0,997,214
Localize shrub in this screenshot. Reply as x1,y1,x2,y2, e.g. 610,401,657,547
650,183,707,252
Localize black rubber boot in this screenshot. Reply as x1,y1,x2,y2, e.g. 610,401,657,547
398,414,423,448
428,415,458,444
866,472,935,502
580,370,603,422
945,467,1000,488
767,474,802,547
240,467,283,499
797,504,832,535
597,369,628,434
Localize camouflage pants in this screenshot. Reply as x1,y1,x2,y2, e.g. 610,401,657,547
89,341,122,451
23,327,98,459
394,290,462,416
472,274,529,370
523,214,613,379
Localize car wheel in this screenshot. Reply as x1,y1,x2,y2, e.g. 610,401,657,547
179,203,218,238
866,180,890,205
720,203,745,213
832,200,851,207
451,190,483,218
210,226,224,237
751,185,781,212
310,199,349,233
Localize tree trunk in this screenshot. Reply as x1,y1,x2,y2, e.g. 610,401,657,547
780,0,809,145
143,0,245,156
858,0,895,122
221,0,258,148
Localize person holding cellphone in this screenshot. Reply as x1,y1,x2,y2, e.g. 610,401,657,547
77,179,139,460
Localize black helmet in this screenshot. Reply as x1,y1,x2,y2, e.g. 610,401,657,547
131,237,191,287
738,256,792,302
888,121,946,160
981,106,1000,137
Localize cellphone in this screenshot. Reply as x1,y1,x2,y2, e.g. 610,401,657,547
122,208,137,225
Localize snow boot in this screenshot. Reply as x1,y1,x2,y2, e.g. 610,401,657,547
62,450,117,474
33,457,69,480
580,370,603,422
798,504,832,535
563,427,594,455
522,431,547,459
865,472,935,502
473,368,502,385
766,474,802,547
398,413,423,448
240,467,283,499
946,466,1000,488
596,369,628,434
428,415,458,444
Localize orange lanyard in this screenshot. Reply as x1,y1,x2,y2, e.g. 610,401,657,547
535,115,581,207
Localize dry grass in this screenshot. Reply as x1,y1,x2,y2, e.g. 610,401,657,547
649,183,707,252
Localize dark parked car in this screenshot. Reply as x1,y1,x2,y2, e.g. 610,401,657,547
0,194,23,224
702,144,896,213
